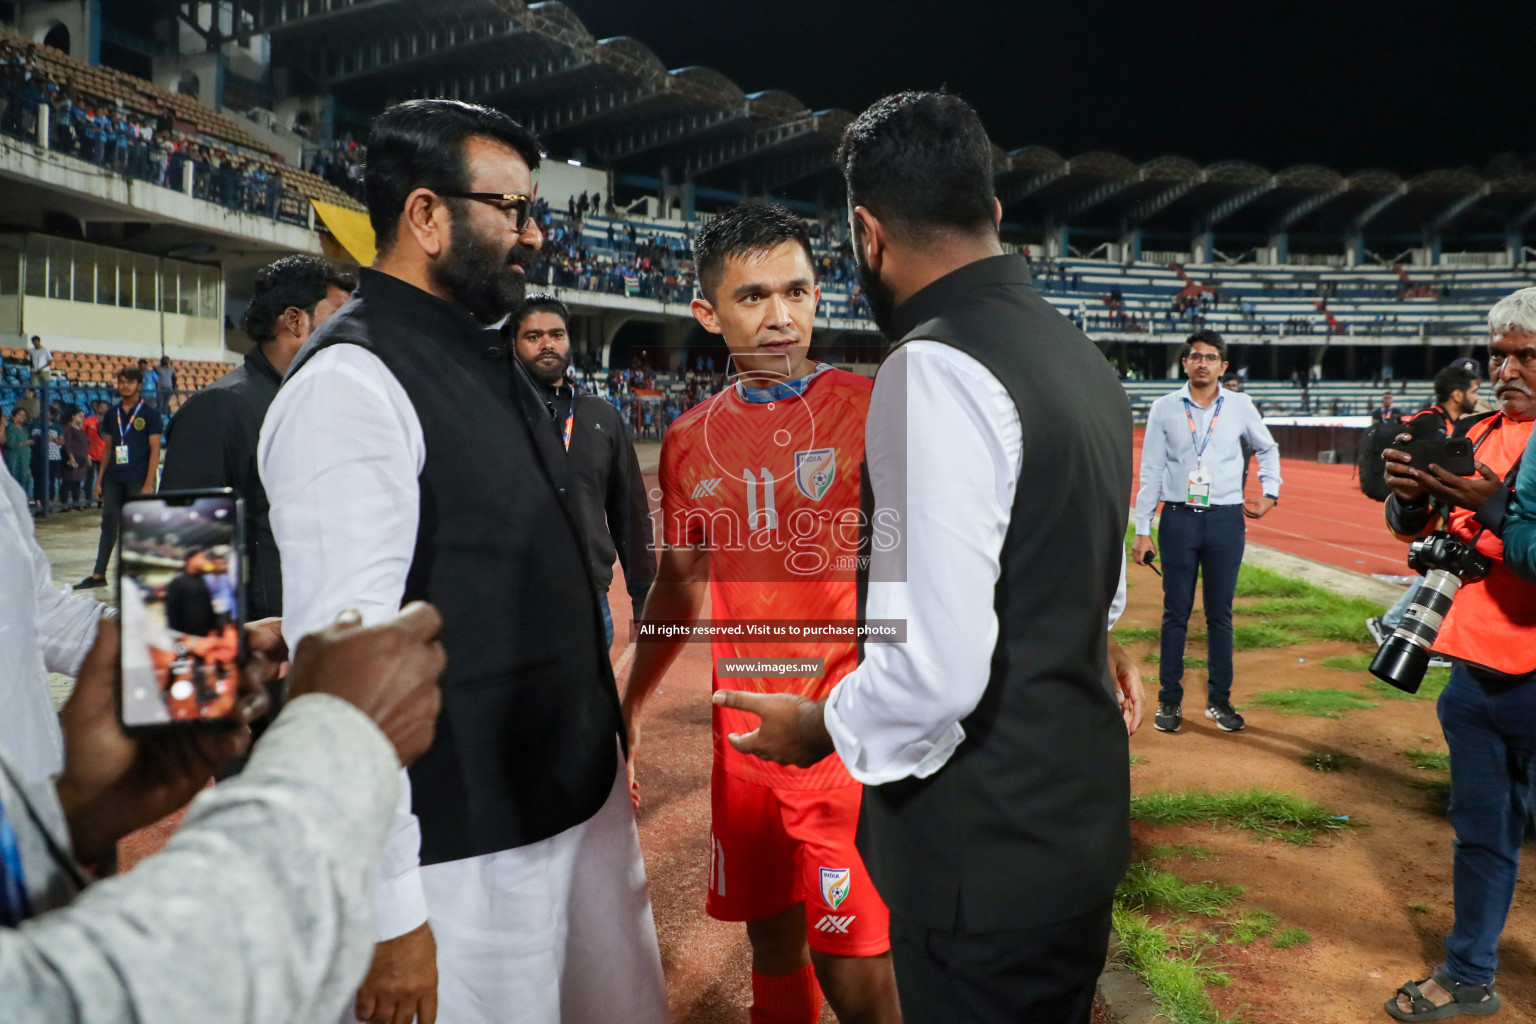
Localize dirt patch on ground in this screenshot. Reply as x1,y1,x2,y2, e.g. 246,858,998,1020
111,525,1535,1022
1117,566,1536,1024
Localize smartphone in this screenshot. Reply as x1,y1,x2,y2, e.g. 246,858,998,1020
117,489,247,731
1403,437,1476,477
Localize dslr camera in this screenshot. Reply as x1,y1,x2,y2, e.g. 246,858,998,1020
1370,531,1490,693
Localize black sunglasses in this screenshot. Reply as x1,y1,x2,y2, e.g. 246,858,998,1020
437,191,534,231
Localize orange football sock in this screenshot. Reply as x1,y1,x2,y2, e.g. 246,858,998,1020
750,964,823,1024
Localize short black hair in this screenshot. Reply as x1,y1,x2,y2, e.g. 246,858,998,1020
365,99,543,251
1182,330,1227,361
242,255,357,341
691,202,814,303
117,366,142,384
1434,364,1476,404
836,91,996,243
512,293,569,331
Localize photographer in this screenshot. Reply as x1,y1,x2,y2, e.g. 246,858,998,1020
1378,288,1536,1022
0,605,445,1024
1366,363,1483,647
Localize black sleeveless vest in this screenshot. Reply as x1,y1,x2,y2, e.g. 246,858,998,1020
288,269,621,865
857,254,1132,931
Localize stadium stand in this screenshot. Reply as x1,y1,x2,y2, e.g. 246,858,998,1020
0,31,365,220
3,0,1532,428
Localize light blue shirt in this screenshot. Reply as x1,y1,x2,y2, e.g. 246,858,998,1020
1134,384,1281,534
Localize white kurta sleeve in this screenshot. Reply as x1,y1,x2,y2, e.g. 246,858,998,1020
821,342,1022,786
258,344,428,941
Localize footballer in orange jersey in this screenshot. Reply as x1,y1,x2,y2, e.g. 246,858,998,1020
623,205,899,1023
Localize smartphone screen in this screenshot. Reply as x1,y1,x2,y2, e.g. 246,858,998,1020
118,490,245,729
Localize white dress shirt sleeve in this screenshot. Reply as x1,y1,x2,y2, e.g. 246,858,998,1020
1134,396,1170,535
258,343,429,941
821,342,1023,786
1242,398,1283,498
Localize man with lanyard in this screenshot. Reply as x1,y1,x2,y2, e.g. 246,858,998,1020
1379,288,1536,1022
77,367,161,590
1133,330,1281,735
1367,363,1481,646
509,293,654,648
1373,391,1403,427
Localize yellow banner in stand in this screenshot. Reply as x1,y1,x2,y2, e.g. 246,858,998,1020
310,200,377,267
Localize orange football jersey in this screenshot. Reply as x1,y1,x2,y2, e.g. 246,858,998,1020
660,365,872,789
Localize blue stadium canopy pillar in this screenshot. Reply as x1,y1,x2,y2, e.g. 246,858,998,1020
681,181,696,221
1120,227,1143,263
1268,233,1290,264
1191,230,1214,264
1423,227,1443,266
1165,343,1185,380
1310,345,1327,383
1344,231,1365,267
1046,221,1069,259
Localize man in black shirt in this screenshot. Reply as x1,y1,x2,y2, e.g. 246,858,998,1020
509,294,654,645
77,368,161,589
159,255,355,619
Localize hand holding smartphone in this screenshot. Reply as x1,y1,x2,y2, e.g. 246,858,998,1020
117,489,248,732
1402,437,1476,478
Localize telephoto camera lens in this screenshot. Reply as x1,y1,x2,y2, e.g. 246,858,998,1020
1370,532,1490,694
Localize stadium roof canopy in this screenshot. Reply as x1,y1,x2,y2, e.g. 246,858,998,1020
238,0,1536,249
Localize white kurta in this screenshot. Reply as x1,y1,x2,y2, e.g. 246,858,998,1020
822,341,1128,787
258,342,668,1024
0,471,108,780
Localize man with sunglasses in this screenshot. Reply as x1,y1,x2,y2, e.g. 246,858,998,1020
260,99,667,1024
1132,330,1281,735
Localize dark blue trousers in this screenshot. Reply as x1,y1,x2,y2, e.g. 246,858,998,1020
1157,502,1245,706
1437,663,1536,986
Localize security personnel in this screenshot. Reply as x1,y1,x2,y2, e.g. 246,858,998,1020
508,293,655,646
161,255,355,620
1133,330,1282,735
1379,288,1536,1021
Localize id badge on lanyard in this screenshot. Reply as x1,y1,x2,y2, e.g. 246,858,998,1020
1183,395,1223,507
1187,464,1212,506
115,401,142,466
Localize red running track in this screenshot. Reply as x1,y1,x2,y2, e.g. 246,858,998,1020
1131,428,1410,579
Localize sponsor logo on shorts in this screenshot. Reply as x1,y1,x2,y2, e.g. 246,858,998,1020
815,914,856,934
692,478,724,499
819,866,851,910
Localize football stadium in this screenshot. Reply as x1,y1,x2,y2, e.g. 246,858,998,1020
1,3,1534,1024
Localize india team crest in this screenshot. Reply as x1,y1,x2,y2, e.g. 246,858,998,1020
794,448,836,502
819,866,852,910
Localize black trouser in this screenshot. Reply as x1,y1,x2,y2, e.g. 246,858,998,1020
1158,502,1246,707
94,480,135,576
889,899,1112,1024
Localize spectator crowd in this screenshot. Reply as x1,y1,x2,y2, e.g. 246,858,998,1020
0,38,300,222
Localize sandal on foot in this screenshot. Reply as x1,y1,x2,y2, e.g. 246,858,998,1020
1385,972,1500,1021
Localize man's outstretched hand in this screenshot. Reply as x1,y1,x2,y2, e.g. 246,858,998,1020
712,691,835,768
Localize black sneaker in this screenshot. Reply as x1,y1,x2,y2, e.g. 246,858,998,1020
1153,702,1182,733
1206,702,1246,732
1365,616,1387,646
74,575,106,590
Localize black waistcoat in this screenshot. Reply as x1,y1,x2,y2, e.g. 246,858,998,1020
857,254,1133,931
288,269,621,864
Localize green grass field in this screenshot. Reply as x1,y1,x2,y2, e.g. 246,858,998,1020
1247,688,1379,718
